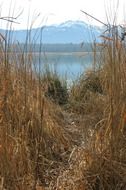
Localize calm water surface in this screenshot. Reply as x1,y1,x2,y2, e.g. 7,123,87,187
33,52,94,81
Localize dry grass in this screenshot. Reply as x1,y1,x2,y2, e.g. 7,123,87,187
55,25,126,190
0,47,71,189
0,20,126,190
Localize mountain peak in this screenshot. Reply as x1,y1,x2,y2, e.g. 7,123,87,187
58,20,88,28
0,20,102,43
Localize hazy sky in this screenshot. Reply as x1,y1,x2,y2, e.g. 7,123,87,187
0,0,125,29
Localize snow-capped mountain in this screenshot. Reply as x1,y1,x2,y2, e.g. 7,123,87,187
0,20,102,44
57,20,88,28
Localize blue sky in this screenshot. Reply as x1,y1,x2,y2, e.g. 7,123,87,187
0,0,125,29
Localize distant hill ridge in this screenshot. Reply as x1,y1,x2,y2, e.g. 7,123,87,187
0,20,102,44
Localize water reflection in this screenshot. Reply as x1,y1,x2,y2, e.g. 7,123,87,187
33,52,94,80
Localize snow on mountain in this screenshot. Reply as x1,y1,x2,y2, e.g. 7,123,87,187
0,20,102,44
58,20,88,28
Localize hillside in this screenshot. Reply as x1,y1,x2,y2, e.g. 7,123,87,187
0,20,102,44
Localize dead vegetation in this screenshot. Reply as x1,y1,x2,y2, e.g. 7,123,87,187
0,21,126,190
54,25,126,190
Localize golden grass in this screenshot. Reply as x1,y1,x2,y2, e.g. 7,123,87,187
0,22,126,190
0,51,71,189
55,25,126,190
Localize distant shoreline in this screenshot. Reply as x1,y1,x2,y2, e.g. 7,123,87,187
31,52,93,56
3,51,94,55
3,51,99,58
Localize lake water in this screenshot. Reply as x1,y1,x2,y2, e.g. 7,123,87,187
33,52,94,81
